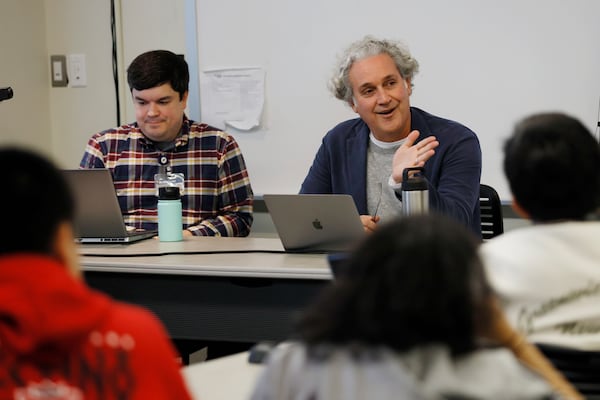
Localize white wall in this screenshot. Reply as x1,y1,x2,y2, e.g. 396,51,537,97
43,0,186,169
118,0,187,124
0,0,52,157
195,0,600,199
4,1,599,201
1,0,187,169
44,0,116,168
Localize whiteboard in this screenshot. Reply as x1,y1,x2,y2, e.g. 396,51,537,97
195,0,600,200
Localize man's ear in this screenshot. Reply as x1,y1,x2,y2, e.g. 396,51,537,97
52,222,82,279
181,90,189,106
349,99,357,113
511,198,531,220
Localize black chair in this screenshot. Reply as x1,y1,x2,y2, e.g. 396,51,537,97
479,184,504,240
537,343,600,399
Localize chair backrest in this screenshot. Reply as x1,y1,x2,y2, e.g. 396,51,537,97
537,343,600,398
479,184,504,240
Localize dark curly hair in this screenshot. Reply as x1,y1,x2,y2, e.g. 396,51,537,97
296,214,491,357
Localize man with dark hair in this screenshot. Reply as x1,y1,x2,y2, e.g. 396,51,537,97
81,50,253,237
0,147,192,398
480,112,600,350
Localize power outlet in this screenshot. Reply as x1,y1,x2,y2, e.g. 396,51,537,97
68,54,87,87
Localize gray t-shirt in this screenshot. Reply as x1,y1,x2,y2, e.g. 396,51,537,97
366,135,403,222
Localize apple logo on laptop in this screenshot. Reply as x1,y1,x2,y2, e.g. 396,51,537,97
312,219,324,230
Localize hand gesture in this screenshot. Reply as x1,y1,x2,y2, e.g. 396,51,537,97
391,130,439,183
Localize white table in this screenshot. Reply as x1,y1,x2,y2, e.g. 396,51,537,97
183,352,263,400
79,237,332,342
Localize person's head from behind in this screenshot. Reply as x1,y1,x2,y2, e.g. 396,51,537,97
329,36,420,141
298,215,492,356
504,112,600,221
0,148,80,277
127,50,189,143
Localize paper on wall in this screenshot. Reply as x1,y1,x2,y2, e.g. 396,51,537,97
199,67,265,131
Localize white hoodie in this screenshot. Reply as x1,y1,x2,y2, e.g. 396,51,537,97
480,221,600,350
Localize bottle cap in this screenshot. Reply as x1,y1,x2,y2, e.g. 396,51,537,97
158,186,180,200
402,167,428,191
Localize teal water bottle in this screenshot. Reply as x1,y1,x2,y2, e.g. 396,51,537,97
158,186,183,242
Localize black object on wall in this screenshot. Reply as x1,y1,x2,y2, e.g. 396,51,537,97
0,87,13,102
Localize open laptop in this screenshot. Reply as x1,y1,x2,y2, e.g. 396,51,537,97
263,194,365,253
63,169,157,243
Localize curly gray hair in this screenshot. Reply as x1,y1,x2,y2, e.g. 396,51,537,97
329,36,419,103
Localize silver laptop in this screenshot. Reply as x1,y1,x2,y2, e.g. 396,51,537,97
63,169,157,243
263,194,365,253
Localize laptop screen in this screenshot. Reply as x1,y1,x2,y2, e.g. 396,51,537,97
263,194,365,253
62,169,156,243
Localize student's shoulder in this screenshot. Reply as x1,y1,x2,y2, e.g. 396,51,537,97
478,227,542,274
480,225,537,252
452,347,554,396
101,300,171,341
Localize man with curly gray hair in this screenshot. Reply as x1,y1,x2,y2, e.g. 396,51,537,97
300,36,482,236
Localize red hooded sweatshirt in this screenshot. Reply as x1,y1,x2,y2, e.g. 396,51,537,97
0,254,192,400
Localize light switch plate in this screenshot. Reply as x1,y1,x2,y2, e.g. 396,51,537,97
50,55,68,87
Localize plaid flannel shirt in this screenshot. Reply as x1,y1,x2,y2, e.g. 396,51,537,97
80,117,253,236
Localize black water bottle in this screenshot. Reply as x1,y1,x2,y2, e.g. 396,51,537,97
402,167,429,215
